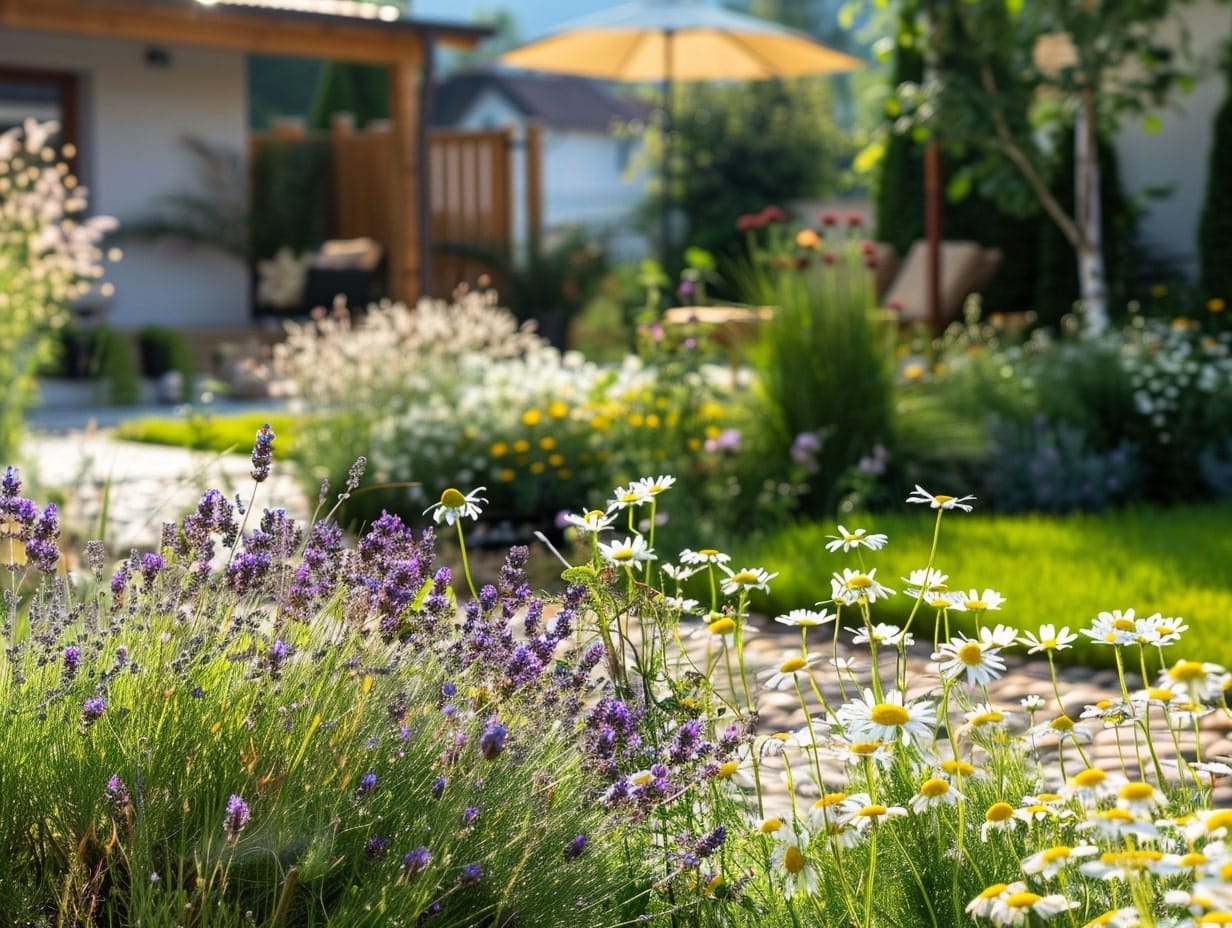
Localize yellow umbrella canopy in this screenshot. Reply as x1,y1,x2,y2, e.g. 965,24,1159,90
500,0,864,83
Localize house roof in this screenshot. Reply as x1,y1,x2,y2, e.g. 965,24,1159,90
136,0,491,47
432,69,652,131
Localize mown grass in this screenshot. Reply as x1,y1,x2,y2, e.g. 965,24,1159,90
728,501,1232,669
114,412,304,458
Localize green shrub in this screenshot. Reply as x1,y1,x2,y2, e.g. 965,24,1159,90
1200,43,1232,311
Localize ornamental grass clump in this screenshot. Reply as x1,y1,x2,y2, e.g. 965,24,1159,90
542,473,1232,927
0,437,641,926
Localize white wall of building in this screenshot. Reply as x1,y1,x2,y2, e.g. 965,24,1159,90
1115,1,1231,279
0,29,250,329
452,89,649,261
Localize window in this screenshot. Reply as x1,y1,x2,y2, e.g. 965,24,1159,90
0,67,79,155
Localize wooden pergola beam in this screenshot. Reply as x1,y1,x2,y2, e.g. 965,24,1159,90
0,0,486,305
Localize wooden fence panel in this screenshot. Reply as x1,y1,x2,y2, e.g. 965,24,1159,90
249,122,527,301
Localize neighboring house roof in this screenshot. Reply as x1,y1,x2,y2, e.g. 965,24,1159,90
432,69,652,132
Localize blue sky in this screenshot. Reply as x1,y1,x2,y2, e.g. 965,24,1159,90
413,1,624,40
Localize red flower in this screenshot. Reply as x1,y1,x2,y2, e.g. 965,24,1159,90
846,212,864,228
735,212,765,232
819,211,838,227
760,204,788,224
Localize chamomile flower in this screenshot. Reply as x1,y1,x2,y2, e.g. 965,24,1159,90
1062,767,1127,807
1018,624,1078,654
661,562,701,582
824,525,888,553
561,509,616,534
952,588,1006,612
981,802,1020,841
598,535,656,567
830,567,895,605
969,882,1078,924
906,485,976,511
769,826,818,900
979,624,1019,648
1115,781,1167,816
659,594,700,613
679,547,731,566
902,567,949,597
850,623,912,648
963,702,1013,730
764,653,822,691
837,688,934,747
1021,845,1100,879
909,776,964,812
424,486,487,525
774,607,835,629
607,481,653,510
934,635,1006,687
823,735,897,769
1028,714,1093,745
1081,609,1139,646
808,790,854,829
1160,659,1230,702
1020,694,1046,711
846,800,908,834
1080,849,1183,881
719,565,778,595
639,474,676,495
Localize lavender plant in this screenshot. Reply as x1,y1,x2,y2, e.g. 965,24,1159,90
0,440,643,926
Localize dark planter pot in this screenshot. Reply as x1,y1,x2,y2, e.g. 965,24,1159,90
139,339,173,378
60,331,100,380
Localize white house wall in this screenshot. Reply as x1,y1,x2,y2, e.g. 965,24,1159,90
1114,0,1231,280
0,29,249,329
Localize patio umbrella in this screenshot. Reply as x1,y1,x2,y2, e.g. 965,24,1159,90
499,0,864,260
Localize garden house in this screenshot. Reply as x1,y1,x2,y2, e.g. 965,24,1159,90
0,0,486,336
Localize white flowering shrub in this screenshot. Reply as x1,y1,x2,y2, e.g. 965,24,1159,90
930,313,1232,508
0,119,117,456
277,293,746,530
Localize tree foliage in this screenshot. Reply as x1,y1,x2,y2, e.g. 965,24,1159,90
1199,42,1232,304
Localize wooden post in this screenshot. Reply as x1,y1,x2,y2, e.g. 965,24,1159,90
388,53,421,304
416,35,435,300
524,122,543,265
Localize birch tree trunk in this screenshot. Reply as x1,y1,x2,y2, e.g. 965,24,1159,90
1074,90,1108,334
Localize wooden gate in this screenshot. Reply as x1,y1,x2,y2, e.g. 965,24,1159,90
249,120,541,301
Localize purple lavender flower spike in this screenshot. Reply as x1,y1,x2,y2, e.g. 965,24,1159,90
459,863,483,886
223,794,251,842
82,696,107,724
564,834,588,860
250,423,275,483
403,846,431,875
479,720,508,760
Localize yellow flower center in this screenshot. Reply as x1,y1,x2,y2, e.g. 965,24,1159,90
759,817,783,834
612,548,634,562
1221,861,1232,882
851,742,883,756
783,845,804,874
814,791,847,808
941,760,975,776
1207,811,1232,833
1171,660,1207,682
1099,850,1163,868
1147,687,1174,701
715,760,740,779
1037,793,1060,802
978,883,1008,899
1119,782,1157,802
708,618,736,636
1070,768,1107,788
730,571,759,585
440,488,466,508
1199,914,1232,925
985,802,1014,823
1099,808,1134,824
964,600,987,611
869,703,910,726
919,778,950,799
1112,618,1136,632
957,642,984,666
970,711,1003,726
699,548,720,557
618,492,640,503
1181,853,1208,867
858,804,888,818
1050,715,1075,731
934,494,954,504
1041,638,1057,649
1006,892,1042,909
1042,846,1071,864
779,656,808,674
846,575,873,589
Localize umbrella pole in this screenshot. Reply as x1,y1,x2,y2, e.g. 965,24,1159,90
660,28,675,272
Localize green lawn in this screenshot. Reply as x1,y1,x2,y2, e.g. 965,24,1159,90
728,502,1232,669
114,412,304,458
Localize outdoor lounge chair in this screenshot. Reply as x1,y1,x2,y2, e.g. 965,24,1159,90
879,239,1003,328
